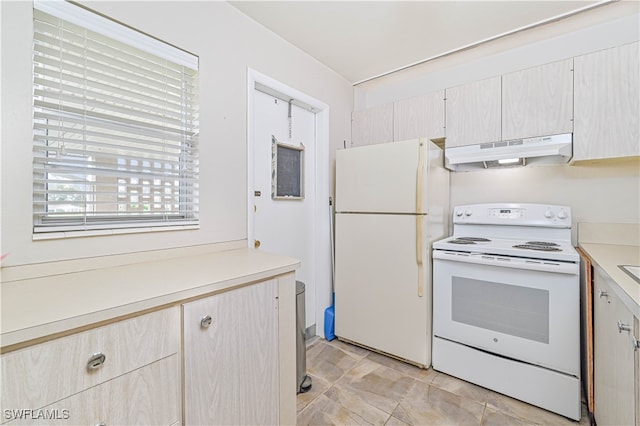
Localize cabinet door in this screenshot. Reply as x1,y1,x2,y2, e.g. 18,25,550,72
593,270,636,426
445,76,501,148
1,307,179,416
6,356,180,425
574,42,640,161
351,103,393,147
394,90,445,141
183,280,279,426
636,317,640,426
502,59,574,141
593,273,615,425
611,292,636,426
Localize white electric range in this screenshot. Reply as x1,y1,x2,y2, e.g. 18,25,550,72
432,203,581,421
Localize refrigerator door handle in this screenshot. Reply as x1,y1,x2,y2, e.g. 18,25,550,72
417,215,424,297
416,139,425,215
416,140,425,297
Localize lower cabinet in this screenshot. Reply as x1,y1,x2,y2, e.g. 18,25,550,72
182,279,280,425
1,276,293,426
1,307,181,425
7,356,180,425
593,268,637,425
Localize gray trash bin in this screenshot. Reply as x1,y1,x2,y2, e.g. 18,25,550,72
296,281,312,393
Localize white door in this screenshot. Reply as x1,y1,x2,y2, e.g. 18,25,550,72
252,89,317,330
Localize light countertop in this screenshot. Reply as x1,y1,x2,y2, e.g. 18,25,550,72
580,243,640,318
1,248,299,350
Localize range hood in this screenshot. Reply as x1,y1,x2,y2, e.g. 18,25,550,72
445,133,573,171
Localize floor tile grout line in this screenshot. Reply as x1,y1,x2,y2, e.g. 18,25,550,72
315,340,424,424
479,401,488,426
301,339,590,426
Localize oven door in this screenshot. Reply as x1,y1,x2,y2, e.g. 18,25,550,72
432,250,580,376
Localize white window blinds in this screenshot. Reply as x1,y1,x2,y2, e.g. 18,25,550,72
32,1,199,234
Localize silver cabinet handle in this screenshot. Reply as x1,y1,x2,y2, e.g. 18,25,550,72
618,320,632,333
200,315,213,328
598,290,608,298
87,352,106,370
632,336,640,352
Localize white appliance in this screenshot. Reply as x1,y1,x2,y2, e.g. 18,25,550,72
445,133,572,171
432,203,581,420
334,138,449,367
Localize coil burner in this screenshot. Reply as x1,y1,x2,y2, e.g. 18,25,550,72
513,241,563,252
448,237,491,244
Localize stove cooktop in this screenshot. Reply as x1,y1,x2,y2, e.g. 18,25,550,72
433,236,579,262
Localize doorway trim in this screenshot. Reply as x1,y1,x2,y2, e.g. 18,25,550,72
247,68,331,338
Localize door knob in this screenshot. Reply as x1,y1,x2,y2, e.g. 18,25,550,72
254,240,261,248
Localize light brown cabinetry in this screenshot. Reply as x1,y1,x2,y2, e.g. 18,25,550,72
7,356,179,425
445,60,574,149
593,268,637,426
1,307,181,425
444,76,501,148
351,103,394,147
352,91,445,146
573,42,640,161
393,90,445,141
502,59,574,141
182,279,279,425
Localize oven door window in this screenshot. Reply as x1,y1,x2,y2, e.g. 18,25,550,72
452,277,549,344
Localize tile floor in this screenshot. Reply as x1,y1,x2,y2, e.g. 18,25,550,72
297,337,591,426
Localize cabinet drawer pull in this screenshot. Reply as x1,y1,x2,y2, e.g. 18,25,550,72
598,290,608,298
617,320,632,333
633,336,640,352
87,352,106,370
200,315,213,328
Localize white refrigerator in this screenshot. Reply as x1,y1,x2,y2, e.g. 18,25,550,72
334,138,449,367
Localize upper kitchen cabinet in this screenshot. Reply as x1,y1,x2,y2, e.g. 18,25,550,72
394,90,445,141
351,103,394,147
445,76,501,148
502,59,574,141
573,42,640,161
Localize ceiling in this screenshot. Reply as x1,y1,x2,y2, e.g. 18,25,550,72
230,1,603,84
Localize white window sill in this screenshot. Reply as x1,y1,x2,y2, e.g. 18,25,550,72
33,224,200,241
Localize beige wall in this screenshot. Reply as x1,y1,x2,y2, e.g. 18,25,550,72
450,159,640,244
355,1,640,109
0,1,353,267
352,2,640,237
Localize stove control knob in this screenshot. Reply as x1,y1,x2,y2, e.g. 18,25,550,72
455,210,463,217
544,210,555,219
464,209,472,217
557,210,568,220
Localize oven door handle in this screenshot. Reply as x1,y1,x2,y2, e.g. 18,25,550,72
432,250,579,275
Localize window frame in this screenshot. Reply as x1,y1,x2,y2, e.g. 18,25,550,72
32,0,199,237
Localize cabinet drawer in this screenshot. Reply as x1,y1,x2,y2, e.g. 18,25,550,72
4,355,180,425
1,307,179,417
